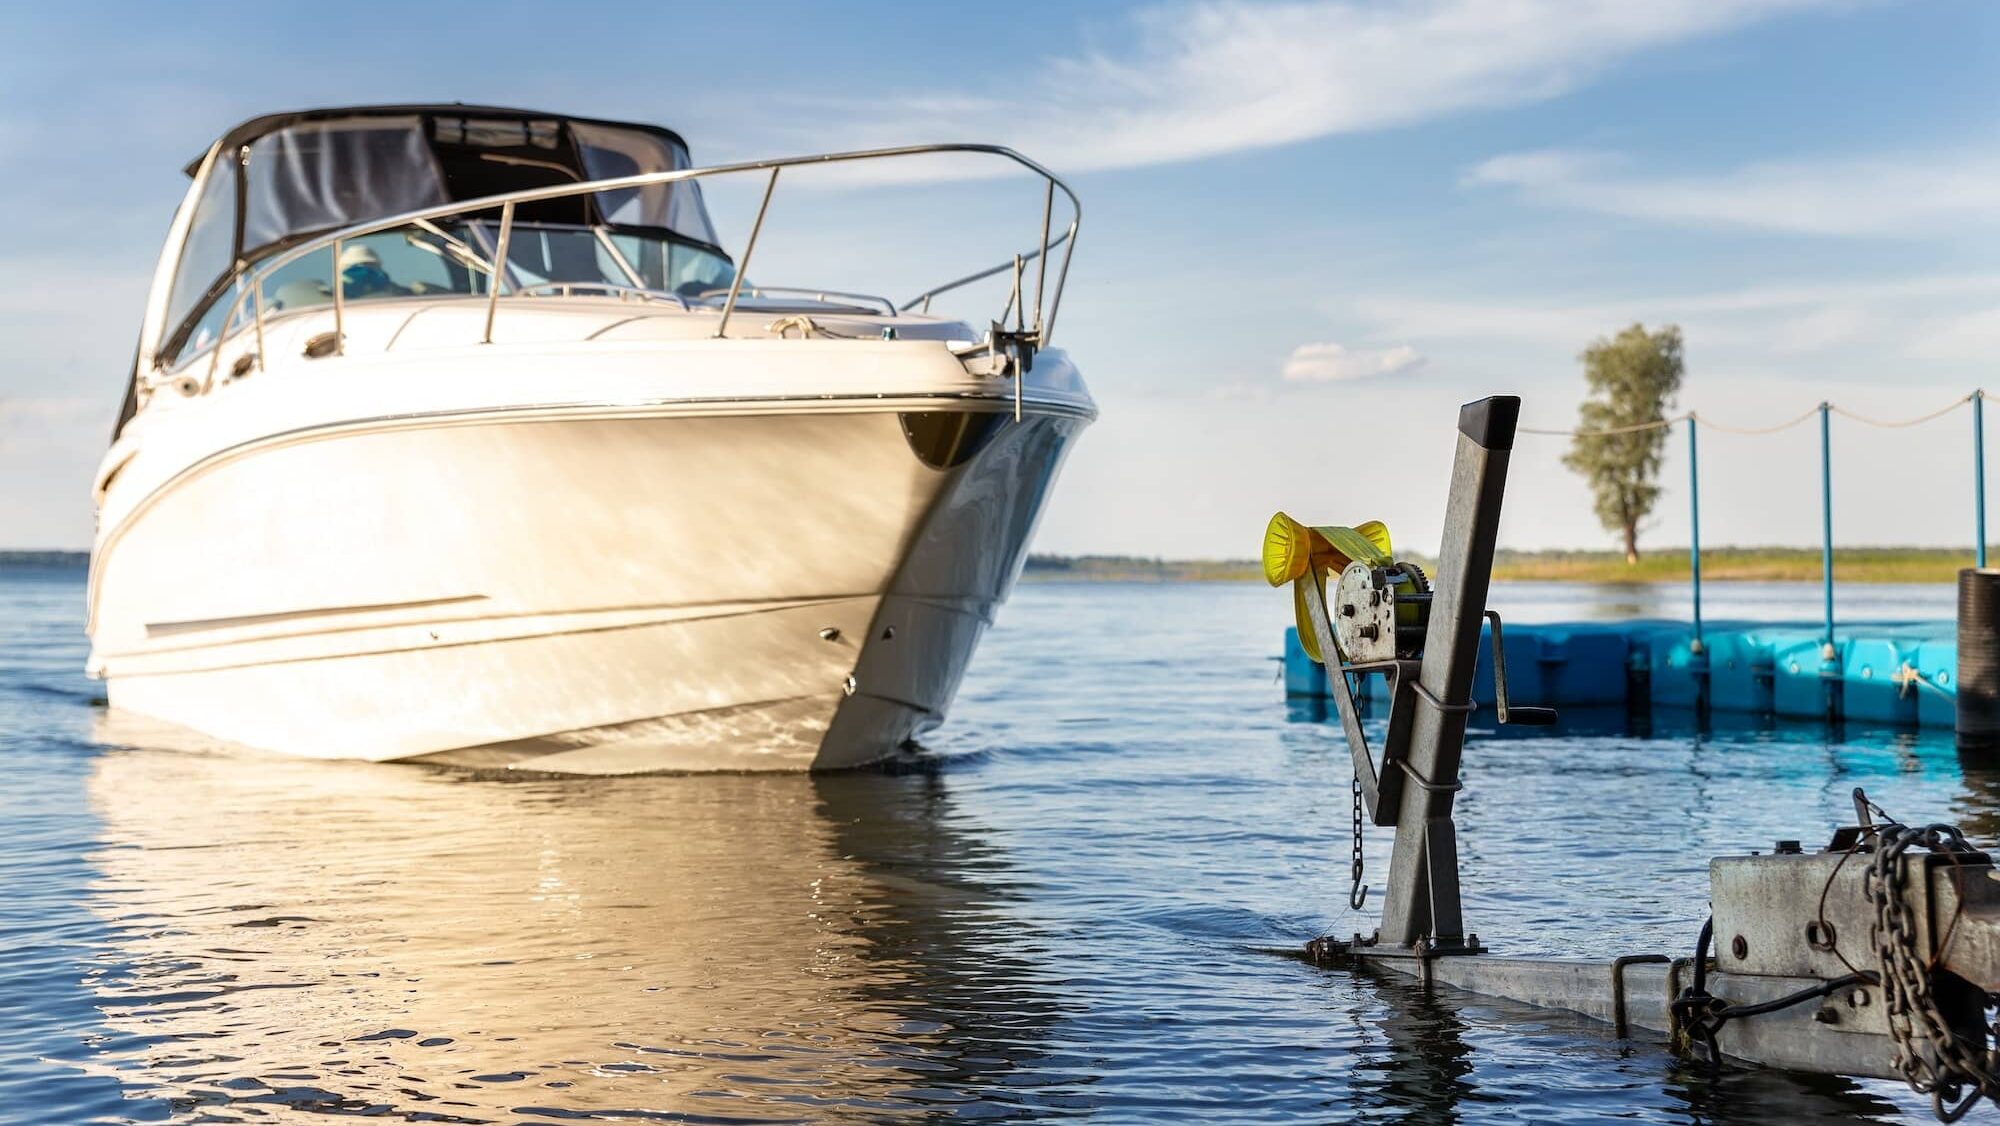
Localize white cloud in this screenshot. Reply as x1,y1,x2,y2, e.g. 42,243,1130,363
0,396,111,549
0,397,103,423
793,0,1837,176
1466,146,2000,236
1281,341,1427,382
1351,274,2000,356
1911,306,2000,362
0,396,112,451
1207,379,1276,402
1768,305,1870,353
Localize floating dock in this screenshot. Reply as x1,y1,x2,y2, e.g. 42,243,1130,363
1283,620,1958,727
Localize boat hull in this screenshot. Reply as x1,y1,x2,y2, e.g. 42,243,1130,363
90,402,1083,771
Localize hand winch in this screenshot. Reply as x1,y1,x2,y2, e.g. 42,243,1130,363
1329,560,1431,664
1261,513,1432,667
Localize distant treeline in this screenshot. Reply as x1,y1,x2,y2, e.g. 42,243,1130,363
5,548,1985,582
1023,554,1263,582
1488,546,1990,584
0,551,87,567
1025,548,1992,584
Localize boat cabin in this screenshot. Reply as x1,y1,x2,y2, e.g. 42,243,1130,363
131,104,733,419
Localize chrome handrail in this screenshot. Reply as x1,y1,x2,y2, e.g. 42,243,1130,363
1033,179,1053,336
516,281,690,308
166,142,1079,391
481,200,515,345
714,167,778,339
692,286,898,317
897,228,1073,315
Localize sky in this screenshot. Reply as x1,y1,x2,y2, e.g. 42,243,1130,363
1,0,1996,558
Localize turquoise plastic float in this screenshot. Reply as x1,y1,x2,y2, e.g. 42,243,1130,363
1282,620,1958,727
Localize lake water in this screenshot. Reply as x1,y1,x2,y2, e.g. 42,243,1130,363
2,564,1991,1124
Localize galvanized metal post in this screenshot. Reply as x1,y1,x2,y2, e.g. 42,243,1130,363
1688,417,1703,651
1977,390,1988,569
1376,396,1518,951
1820,402,1835,655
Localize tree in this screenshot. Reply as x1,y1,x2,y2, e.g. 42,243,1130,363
1562,324,1684,565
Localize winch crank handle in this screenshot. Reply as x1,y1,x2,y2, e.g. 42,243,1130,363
1483,610,1557,726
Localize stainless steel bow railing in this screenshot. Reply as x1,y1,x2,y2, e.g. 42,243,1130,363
167,143,1080,395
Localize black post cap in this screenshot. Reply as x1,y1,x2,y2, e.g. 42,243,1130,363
1458,396,1521,451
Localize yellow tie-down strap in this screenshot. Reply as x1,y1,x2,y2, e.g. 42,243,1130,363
1263,512,1393,663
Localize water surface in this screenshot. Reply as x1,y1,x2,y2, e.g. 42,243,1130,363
1,567,1989,1123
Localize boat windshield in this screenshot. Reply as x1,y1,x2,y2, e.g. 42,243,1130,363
156,108,729,367
169,221,737,362
471,222,733,297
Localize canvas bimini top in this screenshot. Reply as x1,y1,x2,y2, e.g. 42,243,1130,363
151,104,726,376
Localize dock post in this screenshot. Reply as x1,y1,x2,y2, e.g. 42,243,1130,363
1959,569,2000,751
1375,397,1518,952
1819,403,1835,662
1977,390,1988,569
1687,417,1703,653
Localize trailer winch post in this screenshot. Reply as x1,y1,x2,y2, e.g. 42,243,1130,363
1376,396,1519,952
1283,397,2000,1120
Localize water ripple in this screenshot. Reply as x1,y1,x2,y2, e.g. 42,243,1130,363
0,570,1984,1122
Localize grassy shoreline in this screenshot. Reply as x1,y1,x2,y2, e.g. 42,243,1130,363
1024,548,1992,584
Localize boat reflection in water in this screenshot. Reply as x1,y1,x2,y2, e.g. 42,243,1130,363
83,736,1068,1121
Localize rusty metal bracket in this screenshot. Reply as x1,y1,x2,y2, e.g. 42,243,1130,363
1613,954,1672,1037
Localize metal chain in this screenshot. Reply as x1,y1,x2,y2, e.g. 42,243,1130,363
1866,822,2000,1122
1348,772,1368,910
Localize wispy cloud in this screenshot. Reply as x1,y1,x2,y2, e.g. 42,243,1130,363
1910,305,2000,363
0,396,112,451
1338,273,2000,394
1351,274,2000,354
1465,146,2000,236
793,0,1838,175
0,396,106,548
1281,341,1427,382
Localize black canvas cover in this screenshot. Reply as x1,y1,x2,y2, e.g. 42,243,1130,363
240,116,449,251
141,104,724,403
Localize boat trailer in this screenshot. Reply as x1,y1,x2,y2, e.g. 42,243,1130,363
1278,396,2000,1121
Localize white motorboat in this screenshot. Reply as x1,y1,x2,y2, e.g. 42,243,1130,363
87,105,1093,772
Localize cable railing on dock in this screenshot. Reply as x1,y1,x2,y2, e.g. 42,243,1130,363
1518,390,1996,662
